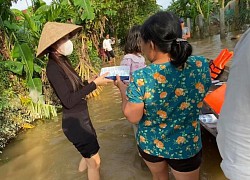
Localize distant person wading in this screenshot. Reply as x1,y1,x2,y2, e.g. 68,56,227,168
180,18,191,40
103,34,115,65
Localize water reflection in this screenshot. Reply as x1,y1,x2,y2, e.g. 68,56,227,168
191,34,237,61
0,34,239,180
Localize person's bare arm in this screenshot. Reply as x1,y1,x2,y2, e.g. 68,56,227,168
115,75,144,123
182,27,191,39
184,31,191,39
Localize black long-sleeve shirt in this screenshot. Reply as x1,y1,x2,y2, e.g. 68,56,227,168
46,59,96,114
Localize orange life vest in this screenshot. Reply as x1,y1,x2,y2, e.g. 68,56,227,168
209,49,233,80
204,84,227,115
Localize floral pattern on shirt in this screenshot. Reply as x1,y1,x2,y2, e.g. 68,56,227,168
126,56,211,159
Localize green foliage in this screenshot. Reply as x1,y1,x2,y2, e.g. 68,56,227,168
108,0,160,45
33,0,47,11
1,61,23,75
0,0,17,22
7,42,42,96
234,1,250,28
92,0,119,18
168,0,218,20
0,64,11,112
68,39,80,68
88,49,102,71
72,0,95,21
0,87,22,152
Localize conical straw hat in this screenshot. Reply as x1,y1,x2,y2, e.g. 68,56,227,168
36,22,82,57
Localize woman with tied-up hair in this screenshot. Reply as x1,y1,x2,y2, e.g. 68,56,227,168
115,12,211,180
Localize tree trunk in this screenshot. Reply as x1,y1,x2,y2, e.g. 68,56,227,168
187,18,191,33
220,8,226,39
197,14,205,39
0,30,10,60
221,0,225,8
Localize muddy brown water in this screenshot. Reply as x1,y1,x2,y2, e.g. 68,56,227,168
0,34,239,180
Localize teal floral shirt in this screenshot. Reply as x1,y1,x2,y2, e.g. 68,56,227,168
126,56,211,159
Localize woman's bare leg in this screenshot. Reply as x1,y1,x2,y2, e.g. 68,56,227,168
85,153,101,180
143,159,169,180
171,167,200,180
78,157,87,172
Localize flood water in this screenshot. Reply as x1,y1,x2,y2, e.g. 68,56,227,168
0,34,239,180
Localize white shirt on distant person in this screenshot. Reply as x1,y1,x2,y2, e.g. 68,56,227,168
103,38,114,51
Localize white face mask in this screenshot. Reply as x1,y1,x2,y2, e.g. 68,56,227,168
56,39,73,56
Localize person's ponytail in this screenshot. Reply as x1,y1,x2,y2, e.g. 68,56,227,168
170,39,192,68
140,11,193,67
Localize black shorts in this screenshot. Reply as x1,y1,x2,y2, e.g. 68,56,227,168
62,110,100,158
138,146,202,172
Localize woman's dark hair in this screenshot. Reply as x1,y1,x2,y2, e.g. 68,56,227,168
140,11,192,67
124,25,142,54
48,49,83,91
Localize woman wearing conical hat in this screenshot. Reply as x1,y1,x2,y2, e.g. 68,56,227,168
37,22,113,180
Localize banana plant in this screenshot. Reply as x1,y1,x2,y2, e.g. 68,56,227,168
68,0,95,21
1,39,58,119
3,41,42,101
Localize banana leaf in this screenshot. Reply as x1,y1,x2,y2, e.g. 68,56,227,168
11,44,20,59
1,61,23,75
18,43,42,99
74,0,95,21
10,42,43,102
3,20,19,31
34,63,42,73
28,78,42,94
18,43,34,81
23,12,38,34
